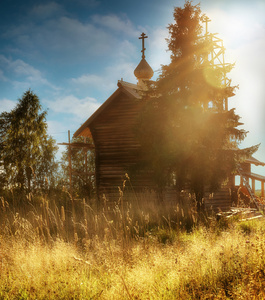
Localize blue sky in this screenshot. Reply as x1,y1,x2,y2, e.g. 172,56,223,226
0,0,265,175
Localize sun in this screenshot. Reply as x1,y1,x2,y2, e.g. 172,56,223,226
204,8,254,49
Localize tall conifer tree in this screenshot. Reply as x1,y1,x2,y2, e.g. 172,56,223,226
136,1,257,211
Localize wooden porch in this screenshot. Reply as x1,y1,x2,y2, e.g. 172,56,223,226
235,157,265,210
238,172,265,199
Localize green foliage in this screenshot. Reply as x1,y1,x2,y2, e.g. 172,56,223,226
153,227,176,244
136,1,258,211
60,136,95,200
238,220,258,235
0,90,58,195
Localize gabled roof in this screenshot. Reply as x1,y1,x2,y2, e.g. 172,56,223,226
117,80,142,99
245,156,265,167
74,80,142,138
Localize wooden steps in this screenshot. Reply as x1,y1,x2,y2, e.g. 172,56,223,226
217,207,264,221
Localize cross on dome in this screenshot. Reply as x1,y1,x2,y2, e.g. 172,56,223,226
139,32,148,59
134,32,154,86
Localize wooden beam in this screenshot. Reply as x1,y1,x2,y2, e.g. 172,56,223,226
252,178,255,195
58,142,94,149
68,130,73,199
240,176,243,187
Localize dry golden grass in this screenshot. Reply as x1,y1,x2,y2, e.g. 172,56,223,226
1,183,265,299
1,201,265,300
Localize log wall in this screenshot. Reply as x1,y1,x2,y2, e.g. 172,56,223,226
90,92,153,201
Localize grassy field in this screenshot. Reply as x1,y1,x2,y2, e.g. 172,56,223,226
1,192,265,299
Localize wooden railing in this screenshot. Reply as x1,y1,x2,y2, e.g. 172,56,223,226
237,166,265,211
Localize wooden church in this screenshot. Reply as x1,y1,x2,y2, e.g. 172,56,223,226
74,33,265,212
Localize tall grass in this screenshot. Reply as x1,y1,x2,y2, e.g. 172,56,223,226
1,186,265,299
0,178,197,245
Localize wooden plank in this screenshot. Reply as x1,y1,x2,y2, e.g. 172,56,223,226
242,171,265,182
252,178,255,195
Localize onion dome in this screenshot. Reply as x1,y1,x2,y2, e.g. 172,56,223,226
134,58,154,81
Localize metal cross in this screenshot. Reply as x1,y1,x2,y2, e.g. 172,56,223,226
139,32,148,59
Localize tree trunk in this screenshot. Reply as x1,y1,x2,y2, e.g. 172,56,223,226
195,190,205,214
26,166,32,193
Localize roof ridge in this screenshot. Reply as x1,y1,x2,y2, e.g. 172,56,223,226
117,79,142,90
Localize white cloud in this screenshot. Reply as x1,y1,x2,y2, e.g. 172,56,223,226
149,27,170,74
39,16,114,57
71,74,116,94
204,6,265,50
91,14,138,37
230,37,265,135
0,99,17,113
47,120,67,136
30,2,64,20
0,69,7,81
72,74,102,85
106,61,136,83
71,74,116,91
118,40,138,60
0,55,9,65
71,60,137,95
10,59,44,80
0,55,58,90
45,95,100,120
74,0,100,7
2,14,117,62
